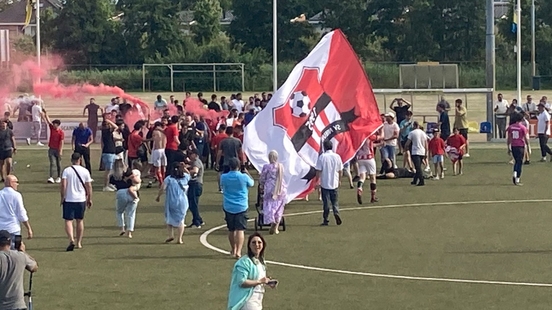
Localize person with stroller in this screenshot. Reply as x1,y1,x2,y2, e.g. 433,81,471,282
259,151,287,235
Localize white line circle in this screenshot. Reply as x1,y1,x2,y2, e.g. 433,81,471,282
200,199,552,287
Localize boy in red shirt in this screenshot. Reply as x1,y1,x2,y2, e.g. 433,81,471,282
42,109,64,183
446,127,467,176
428,128,446,180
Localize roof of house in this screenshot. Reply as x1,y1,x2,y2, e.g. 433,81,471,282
0,0,62,25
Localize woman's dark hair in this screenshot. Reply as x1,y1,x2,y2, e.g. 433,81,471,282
247,232,266,264
169,162,185,179
510,112,523,124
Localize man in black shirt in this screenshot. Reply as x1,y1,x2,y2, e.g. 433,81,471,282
101,119,118,192
437,103,451,140
208,94,221,112
197,92,208,106
390,98,412,125
83,98,101,143
0,120,16,181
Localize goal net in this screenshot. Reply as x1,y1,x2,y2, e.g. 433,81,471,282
142,63,245,92
376,88,494,142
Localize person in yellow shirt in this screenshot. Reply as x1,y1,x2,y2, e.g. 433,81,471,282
454,99,470,157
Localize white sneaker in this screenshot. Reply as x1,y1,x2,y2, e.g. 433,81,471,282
55,177,61,183
37,142,44,146
26,138,31,145
108,184,117,190
103,186,115,192
464,153,470,158
440,173,444,179
434,176,440,180
90,179,94,182
47,177,55,184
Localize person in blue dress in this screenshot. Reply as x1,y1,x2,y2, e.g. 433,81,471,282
156,162,190,244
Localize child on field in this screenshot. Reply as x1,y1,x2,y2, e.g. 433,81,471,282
429,129,446,179
446,127,467,175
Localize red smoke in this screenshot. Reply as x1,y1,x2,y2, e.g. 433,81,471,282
184,98,229,120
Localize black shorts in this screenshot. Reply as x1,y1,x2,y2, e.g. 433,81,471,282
224,211,248,231
222,165,231,174
459,129,468,140
0,150,12,160
63,201,86,220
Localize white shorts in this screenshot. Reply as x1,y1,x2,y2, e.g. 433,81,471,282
357,159,376,175
151,149,167,167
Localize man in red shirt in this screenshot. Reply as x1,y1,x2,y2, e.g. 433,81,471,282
128,121,147,170
211,124,228,168
446,127,467,176
428,129,446,180
164,115,180,169
42,109,64,183
234,125,244,143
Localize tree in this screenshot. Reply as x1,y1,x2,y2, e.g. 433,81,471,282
229,0,315,61
41,0,122,65
192,0,222,44
119,0,184,63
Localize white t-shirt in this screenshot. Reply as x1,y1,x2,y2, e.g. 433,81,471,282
383,122,400,146
494,100,509,117
537,111,551,135
105,104,119,113
315,150,343,190
0,187,28,234
232,99,244,112
523,102,536,112
62,165,92,202
154,99,168,110
407,129,428,156
31,104,42,122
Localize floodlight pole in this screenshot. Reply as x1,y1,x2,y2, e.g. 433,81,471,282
485,0,495,141
272,0,278,93
516,0,522,104
531,0,536,77
36,0,41,80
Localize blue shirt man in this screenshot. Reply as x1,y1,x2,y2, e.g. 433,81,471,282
72,124,93,148
220,158,254,258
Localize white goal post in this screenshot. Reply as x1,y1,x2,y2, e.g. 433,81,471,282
142,63,245,92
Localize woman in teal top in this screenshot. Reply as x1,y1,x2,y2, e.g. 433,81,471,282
228,233,277,310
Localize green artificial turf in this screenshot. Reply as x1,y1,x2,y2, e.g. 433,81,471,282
10,146,552,310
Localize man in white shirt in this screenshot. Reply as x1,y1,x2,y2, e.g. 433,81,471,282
105,98,119,114
522,95,537,117
28,99,44,146
60,153,93,251
315,140,343,226
0,175,33,246
494,93,509,139
382,112,400,168
232,93,245,112
536,102,552,161
153,94,168,111
406,121,428,186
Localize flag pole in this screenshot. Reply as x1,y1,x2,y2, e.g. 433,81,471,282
516,0,522,103
36,0,41,80
272,0,277,93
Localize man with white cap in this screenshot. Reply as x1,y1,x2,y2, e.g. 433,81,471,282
382,111,400,168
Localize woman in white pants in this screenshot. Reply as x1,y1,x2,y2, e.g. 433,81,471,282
110,159,142,238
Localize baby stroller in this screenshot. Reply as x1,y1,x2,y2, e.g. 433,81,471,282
254,184,286,232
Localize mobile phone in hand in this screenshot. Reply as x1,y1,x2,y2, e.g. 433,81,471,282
267,280,279,287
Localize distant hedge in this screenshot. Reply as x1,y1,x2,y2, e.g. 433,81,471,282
52,62,549,92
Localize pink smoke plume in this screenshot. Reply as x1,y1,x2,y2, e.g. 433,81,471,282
11,55,64,88
184,98,229,120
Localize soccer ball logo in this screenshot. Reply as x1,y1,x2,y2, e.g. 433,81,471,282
290,91,311,117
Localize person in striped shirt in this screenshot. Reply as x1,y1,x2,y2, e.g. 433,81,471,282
356,138,378,204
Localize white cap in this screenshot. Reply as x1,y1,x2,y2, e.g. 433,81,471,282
384,112,395,119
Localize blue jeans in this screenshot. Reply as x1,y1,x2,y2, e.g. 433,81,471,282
187,182,204,226
116,190,138,231
512,146,524,178
381,145,396,164
321,188,339,222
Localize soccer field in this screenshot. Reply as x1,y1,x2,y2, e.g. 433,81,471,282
13,145,552,310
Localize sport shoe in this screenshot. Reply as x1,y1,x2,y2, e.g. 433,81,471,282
37,142,44,146
47,177,55,184
464,153,470,158
434,176,440,180
440,173,444,179
356,188,363,205
26,138,31,145
55,177,61,183
334,214,342,226
103,186,115,192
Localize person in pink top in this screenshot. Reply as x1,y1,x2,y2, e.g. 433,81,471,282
507,112,529,186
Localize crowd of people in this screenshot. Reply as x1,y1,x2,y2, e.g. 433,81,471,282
0,91,551,309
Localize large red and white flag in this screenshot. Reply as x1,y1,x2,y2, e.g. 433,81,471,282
244,29,382,203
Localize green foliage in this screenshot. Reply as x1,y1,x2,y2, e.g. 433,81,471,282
13,35,35,55
118,0,184,63
229,0,315,61
41,0,121,65
192,0,222,44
